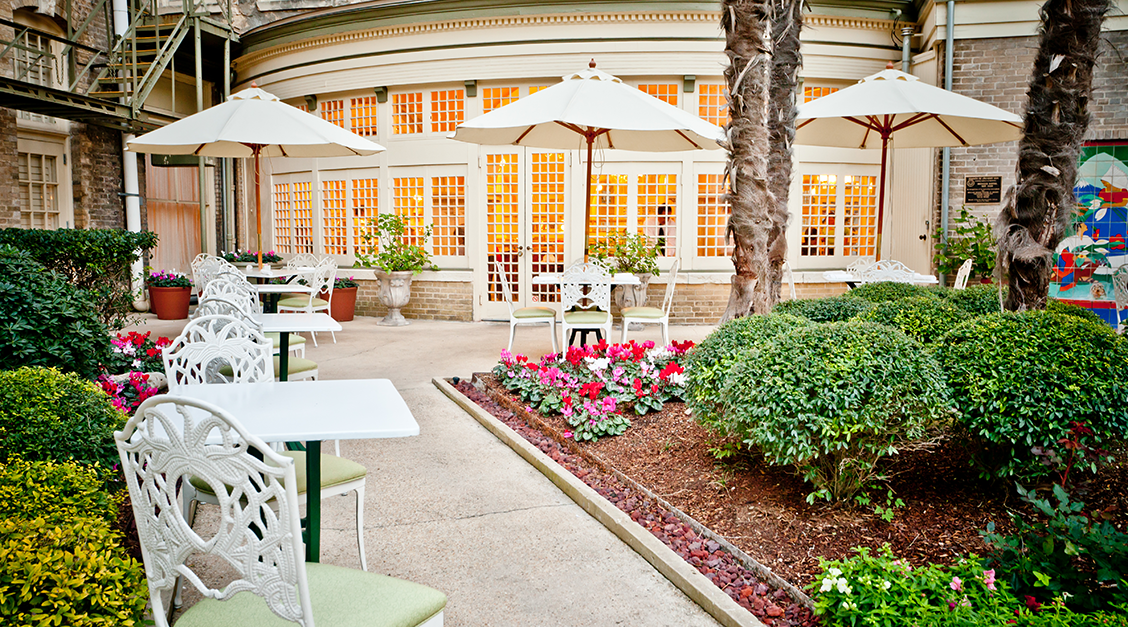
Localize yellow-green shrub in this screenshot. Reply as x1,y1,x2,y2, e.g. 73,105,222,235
0,458,147,626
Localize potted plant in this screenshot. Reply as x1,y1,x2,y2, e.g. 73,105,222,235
147,270,192,320
221,249,282,267
933,208,996,284
322,275,360,322
356,213,438,326
591,232,661,310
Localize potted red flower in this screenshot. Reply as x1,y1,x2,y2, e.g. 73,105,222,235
147,270,192,320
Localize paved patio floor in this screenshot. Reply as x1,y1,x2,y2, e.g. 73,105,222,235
123,312,720,626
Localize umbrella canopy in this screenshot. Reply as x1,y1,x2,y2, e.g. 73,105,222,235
795,68,1022,259
128,86,385,266
451,61,725,257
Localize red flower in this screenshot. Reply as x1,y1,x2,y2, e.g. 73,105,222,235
658,362,684,380
579,381,604,400
156,337,172,348
592,339,609,354
671,340,695,353
1024,596,1042,612
516,354,528,363
632,378,646,396
146,348,160,358
525,362,540,371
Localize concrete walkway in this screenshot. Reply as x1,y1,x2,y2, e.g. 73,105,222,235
123,313,720,626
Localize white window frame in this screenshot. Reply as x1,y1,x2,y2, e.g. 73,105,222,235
789,162,882,270
16,134,73,229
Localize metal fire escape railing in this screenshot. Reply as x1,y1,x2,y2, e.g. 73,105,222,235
0,0,236,132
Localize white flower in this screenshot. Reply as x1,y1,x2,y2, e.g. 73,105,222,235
883,581,892,590
829,568,842,577
667,372,686,386
820,578,835,592
836,579,852,595
585,357,610,371
647,346,673,361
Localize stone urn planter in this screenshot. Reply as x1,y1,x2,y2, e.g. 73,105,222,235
148,286,191,320
374,270,414,326
613,273,652,331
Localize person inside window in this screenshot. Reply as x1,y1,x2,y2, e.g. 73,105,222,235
643,205,673,256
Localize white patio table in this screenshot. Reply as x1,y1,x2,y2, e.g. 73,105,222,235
242,266,317,312
823,270,939,288
172,379,418,563
531,271,641,286
253,313,342,377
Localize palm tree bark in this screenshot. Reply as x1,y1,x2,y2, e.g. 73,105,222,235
719,0,775,322
995,0,1109,310
764,0,803,305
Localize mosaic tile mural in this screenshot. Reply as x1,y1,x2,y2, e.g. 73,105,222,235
1051,142,1128,328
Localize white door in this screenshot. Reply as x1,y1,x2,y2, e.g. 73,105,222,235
481,149,569,319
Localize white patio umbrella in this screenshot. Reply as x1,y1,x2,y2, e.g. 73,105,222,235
795,67,1023,260
128,85,385,267
451,61,725,257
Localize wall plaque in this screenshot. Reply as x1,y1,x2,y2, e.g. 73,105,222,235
965,176,1002,204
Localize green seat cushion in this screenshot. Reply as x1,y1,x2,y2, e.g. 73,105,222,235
265,332,306,348
563,310,610,324
621,306,665,319
175,562,446,627
218,357,318,378
513,307,555,319
277,296,329,309
189,450,366,496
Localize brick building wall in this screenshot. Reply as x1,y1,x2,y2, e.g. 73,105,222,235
0,109,17,228
355,278,474,321
72,124,125,229
942,31,1128,229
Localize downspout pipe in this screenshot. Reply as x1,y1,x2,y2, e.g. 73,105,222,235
939,0,955,285
114,0,148,310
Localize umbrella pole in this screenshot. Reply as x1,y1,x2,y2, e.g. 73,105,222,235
583,135,594,261
875,133,889,261
254,146,263,269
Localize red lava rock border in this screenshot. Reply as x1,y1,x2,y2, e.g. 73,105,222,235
443,375,817,627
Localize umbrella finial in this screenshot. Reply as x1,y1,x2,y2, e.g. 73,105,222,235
251,81,258,88
589,59,596,69
885,61,895,69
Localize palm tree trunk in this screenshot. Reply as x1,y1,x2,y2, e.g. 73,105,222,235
995,0,1109,310
719,0,775,322
764,0,803,305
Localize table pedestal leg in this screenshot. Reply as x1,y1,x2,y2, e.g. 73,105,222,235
278,333,290,381
305,440,321,563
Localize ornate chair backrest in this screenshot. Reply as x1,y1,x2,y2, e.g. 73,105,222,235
201,276,261,313
191,254,238,294
491,259,517,315
115,396,313,627
1113,266,1128,311
291,261,336,307
193,295,258,324
846,258,873,275
286,253,320,269
561,262,611,312
954,258,974,290
163,315,273,392
660,257,681,315
858,259,915,284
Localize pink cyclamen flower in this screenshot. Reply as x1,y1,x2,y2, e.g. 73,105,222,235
950,577,962,592
563,431,573,439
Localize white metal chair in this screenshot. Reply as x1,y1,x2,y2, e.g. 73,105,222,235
194,294,306,359
278,259,337,346
621,257,680,346
161,316,363,568
286,252,321,268
954,258,974,290
115,395,446,626
201,273,262,312
561,261,613,347
857,259,917,284
1113,266,1128,333
190,253,239,295
782,260,797,300
493,259,558,354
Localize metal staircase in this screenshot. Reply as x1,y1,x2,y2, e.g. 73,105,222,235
0,0,236,132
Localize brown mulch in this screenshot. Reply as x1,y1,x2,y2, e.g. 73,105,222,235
468,374,1128,594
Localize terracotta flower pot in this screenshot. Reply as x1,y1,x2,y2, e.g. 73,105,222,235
374,270,414,326
148,286,191,320
327,286,357,322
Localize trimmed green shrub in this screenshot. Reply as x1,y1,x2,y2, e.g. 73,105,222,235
684,313,813,433
774,295,874,322
0,458,147,626
721,321,954,500
0,228,157,330
846,281,939,303
1047,298,1105,325
0,246,111,378
0,367,126,472
935,311,1128,479
937,283,1004,316
854,296,972,345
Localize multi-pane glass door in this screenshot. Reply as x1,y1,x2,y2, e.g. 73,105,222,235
482,149,568,319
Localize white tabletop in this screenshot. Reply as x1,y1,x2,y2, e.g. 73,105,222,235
254,283,315,294
532,272,641,286
823,270,939,285
241,265,315,279
173,379,418,443
254,312,342,333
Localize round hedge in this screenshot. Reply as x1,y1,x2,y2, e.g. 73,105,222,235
0,246,110,378
720,321,953,500
0,367,126,472
937,283,1004,316
854,296,972,345
773,295,874,322
846,281,939,303
935,310,1128,479
684,313,813,433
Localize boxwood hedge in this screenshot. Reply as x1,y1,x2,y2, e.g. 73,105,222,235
846,281,938,303
935,283,1004,316
934,310,1128,479
854,296,972,345
773,295,874,322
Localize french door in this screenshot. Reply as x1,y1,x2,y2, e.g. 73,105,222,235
481,149,569,319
